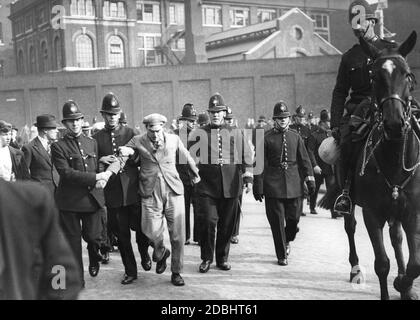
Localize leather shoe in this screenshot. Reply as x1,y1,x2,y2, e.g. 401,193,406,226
88,263,100,277
278,259,288,266
199,260,211,273
141,254,152,271
101,252,110,264
216,262,231,271
171,273,185,286
156,249,170,274
121,274,137,285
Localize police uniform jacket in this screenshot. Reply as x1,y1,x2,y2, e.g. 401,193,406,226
51,133,104,212
174,127,196,186
93,125,138,208
193,123,253,199
125,132,199,197
330,37,396,129
307,123,334,176
289,123,311,145
0,180,82,299
254,128,313,199
22,137,60,195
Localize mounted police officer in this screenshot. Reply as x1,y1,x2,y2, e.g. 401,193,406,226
174,103,199,245
51,100,115,286
330,0,397,214
194,93,253,273
253,102,315,266
93,92,151,285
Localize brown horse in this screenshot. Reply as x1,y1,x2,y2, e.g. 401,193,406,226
354,31,420,300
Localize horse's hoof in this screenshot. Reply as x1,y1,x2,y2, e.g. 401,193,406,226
401,289,418,300
350,265,363,284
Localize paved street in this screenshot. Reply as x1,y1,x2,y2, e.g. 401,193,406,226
79,192,419,300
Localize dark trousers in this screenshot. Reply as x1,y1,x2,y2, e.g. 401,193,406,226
184,184,198,242
310,174,335,211
197,195,238,264
98,207,112,254
232,193,243,237
107,207,119,248
265,197,301,261
109,204,150,277
59,210,103,283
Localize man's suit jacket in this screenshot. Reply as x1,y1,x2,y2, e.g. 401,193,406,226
22,137,60,195
125,132,199,197
51,133,104,212
93,125,139,208
9,146,30,181
0,180,82,299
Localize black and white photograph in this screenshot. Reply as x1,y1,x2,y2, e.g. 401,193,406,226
1,0,420,310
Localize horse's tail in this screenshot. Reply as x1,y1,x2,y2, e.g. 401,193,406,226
318,183,341,210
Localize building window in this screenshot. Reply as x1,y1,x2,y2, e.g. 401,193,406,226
18,50,24,74
108,36,124,68
230,7,249,28
54,36,62,69
169,3,184,25
103,1,126,18
138,34,163,66
37,7,47,25
202,5,221,26
25,14,33,32
39,41,48,72
75,34,94,68
136,1,160,22
171,37,185,51
71,0,95,16
29,46,36,73
257,8,276,23
310,13,330,41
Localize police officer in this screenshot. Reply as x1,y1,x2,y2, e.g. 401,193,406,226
307,110,340,218
253,102,315,266
289,105,312,217
93,93,151,285
330,0,397,214
197,112,210,127
225,107,242,245
174,103,199,245
51,100,115,285
194,93,253,273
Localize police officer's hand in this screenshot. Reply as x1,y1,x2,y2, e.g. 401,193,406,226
244,182,252,194
331,127,340,143
118,146,134,157
313,165,322,175
191,175,201,185
96,171,112,182
100,155,117,165
253,193,264,202
306,180,316,196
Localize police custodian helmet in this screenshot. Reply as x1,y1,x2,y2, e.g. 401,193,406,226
62,100,84,122
272,101,290,119
348,0,378,24
101,92,121,114
179,103,198,121
208,93,228,112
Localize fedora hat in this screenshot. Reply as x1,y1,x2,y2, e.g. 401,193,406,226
34,114,58,129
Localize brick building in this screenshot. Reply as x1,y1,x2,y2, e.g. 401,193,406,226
8,0,354,74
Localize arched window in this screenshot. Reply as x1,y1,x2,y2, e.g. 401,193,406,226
75,34,94,68
18,50,24,74
29,46,36,73
54,36,62,69
40,41,48,72
108,35,124,68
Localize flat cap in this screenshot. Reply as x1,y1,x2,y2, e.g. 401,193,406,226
143,113,167,125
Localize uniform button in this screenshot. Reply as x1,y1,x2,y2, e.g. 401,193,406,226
85,164,88,167
80,149,84,153
114,149,117,152
113,143,116,146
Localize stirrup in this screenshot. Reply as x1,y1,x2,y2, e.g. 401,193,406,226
333,190,352,215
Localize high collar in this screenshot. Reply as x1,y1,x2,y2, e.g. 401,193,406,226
105,124,121,132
